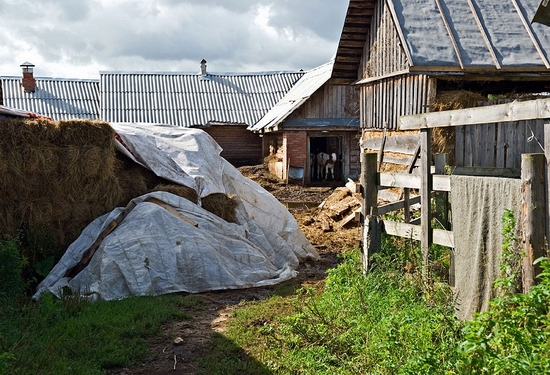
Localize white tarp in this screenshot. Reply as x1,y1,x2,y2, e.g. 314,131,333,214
34,123,318,300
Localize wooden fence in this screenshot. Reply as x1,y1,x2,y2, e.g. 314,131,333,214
361,97,550,291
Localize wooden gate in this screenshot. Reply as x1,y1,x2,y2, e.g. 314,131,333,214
360,98,550,293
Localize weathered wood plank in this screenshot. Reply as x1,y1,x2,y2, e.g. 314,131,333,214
420,128,433,280
398,98,550,130
361,152,380,271
361,134,420,154
455,125,465,166
448,166,520,178
378,195,421,215
379,172,450,191
382,220,454,248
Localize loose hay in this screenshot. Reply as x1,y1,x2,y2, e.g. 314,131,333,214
201,193,238,223
151,183,199,204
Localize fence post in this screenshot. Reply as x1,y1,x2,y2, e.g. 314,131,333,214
421,128,433,281
361,152,380,272
434,153,450,229
545,123,550,250
521,153,547,293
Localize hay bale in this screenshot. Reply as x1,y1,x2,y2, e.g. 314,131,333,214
430,90,486,164
201,193,238,223
151,183,198,204
116,152,165,206
431,90,486,112
57,120,115,148
0,118,124,250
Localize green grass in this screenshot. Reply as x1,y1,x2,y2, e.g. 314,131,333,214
0,293,190,374
200,247,462,375
2,222,550,375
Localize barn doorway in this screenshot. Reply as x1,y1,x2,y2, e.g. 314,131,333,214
309,136,343,183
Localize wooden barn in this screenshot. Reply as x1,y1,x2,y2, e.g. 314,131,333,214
332,0,550,169
250,60,360,184
331,0,550,318
100,60,305,167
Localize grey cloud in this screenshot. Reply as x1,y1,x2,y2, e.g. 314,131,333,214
267,0,348,41
0,0,347,77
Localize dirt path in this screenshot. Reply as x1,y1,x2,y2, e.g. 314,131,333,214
108,165,360,374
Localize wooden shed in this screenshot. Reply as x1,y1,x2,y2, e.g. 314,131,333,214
332,0,550,168
250,60,360,184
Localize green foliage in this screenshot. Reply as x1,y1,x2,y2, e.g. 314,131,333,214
0,226,62,302
456,210,550,373
496,209,522,294
17,224,62,292
458,257,550,374
0,237,27,303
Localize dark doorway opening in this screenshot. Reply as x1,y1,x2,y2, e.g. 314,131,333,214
309,136,342,183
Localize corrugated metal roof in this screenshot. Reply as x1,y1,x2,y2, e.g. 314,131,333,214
333,0,550,83
100,70,305,127
393,0,550,70
0,77,100,120
249,61,335,132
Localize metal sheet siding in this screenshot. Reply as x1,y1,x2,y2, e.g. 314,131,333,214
100,71,304,127
0,77,99,120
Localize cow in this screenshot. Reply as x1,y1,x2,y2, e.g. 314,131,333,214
316,152,337,180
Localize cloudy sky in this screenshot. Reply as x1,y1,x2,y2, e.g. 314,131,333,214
0,0,349,79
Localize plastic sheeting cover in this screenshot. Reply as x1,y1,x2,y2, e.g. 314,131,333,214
35,124,318,300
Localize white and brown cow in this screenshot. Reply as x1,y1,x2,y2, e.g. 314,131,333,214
316,152,337,180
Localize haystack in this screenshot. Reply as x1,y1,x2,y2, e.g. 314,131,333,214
0,118,238,254
0,118,121,251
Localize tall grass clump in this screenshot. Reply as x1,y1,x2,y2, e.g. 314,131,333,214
0,237,27,304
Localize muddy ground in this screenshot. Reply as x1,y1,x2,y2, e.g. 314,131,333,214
109,164,361,374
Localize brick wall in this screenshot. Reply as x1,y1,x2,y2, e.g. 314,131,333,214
283,130,307,175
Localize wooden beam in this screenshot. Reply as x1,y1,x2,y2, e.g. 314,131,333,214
398,98,550,130
378,195,421,215
382,221,454,248
379,172,450,191
385,0,413,66
361,133,420,155
449,166,521,178
361,152,380,272
434,154,450,229
420,128,433,281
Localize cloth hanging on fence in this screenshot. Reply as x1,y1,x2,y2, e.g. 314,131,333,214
450,175,521,320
